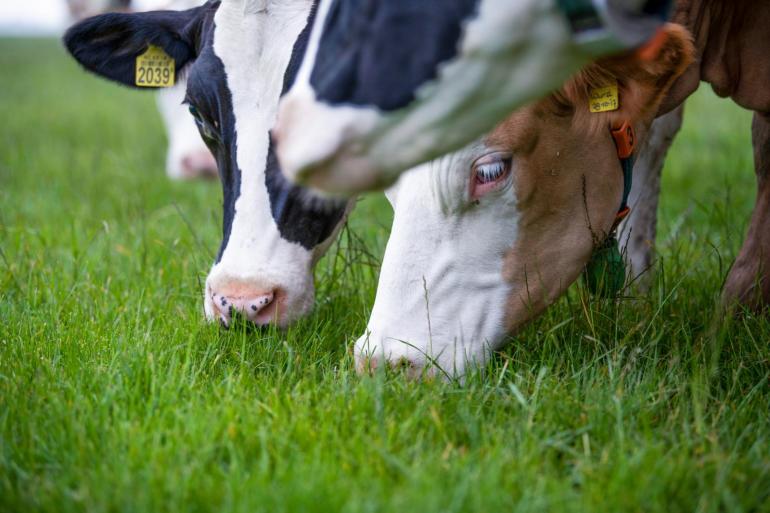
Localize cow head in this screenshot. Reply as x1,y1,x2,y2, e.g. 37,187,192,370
274,0,674,197
357,25,694,378
64,0,351,328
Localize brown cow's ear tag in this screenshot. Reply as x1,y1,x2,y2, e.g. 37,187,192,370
135,45,175,88
589,81,619,113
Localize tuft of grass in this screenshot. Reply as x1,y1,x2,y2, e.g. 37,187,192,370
1,39,769,513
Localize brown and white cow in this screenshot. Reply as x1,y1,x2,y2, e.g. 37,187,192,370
358,0,770,376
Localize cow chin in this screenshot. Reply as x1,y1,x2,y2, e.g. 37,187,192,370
353,286,509,380
352,241,513,380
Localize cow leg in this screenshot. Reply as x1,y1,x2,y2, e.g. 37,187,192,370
723,112,770,310
620,105,684,286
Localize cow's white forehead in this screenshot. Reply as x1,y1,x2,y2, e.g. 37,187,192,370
218,0,309,19
362,148,519,374
208,0,314,281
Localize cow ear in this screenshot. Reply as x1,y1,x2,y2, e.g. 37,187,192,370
559,24,695,131
63,6,207,89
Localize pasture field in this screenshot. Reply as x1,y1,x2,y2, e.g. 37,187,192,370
1,38,769,513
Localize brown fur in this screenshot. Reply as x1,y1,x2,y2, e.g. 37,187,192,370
498,0,770,325
723,113,770,309
664,0,770,308
547,24,695,134
664,0,770,115
489,24,696,332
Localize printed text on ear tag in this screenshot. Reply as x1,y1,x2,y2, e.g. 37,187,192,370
135,45,175,88
589,82,619,113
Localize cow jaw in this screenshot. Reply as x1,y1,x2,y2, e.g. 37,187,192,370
356,147,519,379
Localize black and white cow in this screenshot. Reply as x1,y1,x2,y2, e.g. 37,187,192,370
65,0,351,327
274,0,673,196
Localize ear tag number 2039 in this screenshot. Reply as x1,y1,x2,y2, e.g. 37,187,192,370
135,45,175,88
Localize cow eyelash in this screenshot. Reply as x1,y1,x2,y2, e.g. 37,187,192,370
470,153,513,200
472,154,512,184
475,160,508,184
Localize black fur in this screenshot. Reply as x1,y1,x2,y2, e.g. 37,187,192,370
310,0,480,111
184,42,239,262
267,1,347,249
265,140,347,249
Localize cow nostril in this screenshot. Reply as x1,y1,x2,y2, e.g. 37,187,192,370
212,289,278,326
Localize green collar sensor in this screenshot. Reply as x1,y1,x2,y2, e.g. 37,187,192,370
584,121,636,298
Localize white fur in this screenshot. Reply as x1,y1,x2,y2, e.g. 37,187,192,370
203,0,327,326
357,144,519,378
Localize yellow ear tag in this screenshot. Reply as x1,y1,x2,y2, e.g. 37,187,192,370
589,82,620,113
135,45,175,88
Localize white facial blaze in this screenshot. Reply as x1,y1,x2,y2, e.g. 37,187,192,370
204,0,318,325
358,145,519,377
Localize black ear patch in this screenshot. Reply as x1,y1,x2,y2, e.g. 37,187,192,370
63,6,209,89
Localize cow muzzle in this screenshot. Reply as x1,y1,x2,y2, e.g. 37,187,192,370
207,285,279,327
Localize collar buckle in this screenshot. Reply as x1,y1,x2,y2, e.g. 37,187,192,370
611,120,636,159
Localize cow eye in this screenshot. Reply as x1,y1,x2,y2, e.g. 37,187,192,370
471,153,512,199
476,160,508,184
188,104,220,142
188,104,202,121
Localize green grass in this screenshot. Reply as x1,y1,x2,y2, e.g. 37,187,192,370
1,39,769,513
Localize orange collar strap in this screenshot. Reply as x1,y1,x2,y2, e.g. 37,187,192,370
610,120,636,229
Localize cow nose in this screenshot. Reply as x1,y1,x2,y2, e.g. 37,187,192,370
180,149,217,179
211,289,277,327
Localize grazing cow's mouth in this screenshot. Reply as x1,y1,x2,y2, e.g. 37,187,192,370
206,277,296,329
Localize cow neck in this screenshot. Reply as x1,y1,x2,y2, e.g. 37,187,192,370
581,120,637,299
